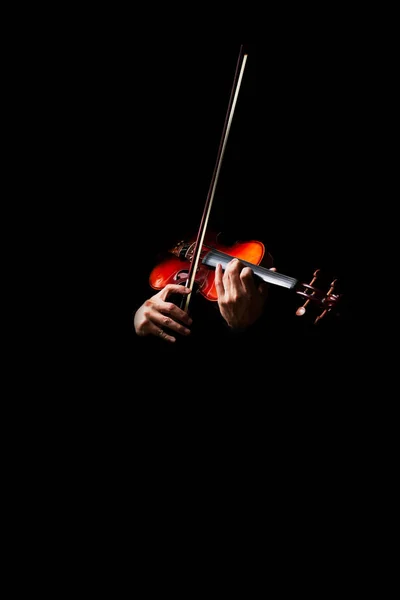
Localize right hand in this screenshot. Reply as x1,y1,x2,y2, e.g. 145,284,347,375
133,284,193,343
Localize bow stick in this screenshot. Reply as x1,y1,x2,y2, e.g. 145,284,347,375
182,45,248,313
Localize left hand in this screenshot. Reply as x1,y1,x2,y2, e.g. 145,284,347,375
214,259,275,330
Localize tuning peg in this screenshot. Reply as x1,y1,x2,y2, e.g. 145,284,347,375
314,279,339,324
295,269,320,316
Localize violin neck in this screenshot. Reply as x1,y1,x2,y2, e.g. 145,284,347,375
203,249,298,291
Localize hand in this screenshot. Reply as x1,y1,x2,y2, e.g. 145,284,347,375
133,284,193,343
214,259,276,330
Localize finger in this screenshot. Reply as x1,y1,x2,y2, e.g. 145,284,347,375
258,281,269,297
154,326,177,344
214,263,225,297
270,267,277,272
240,266,258,295
223,258,243,293
160,301,193,328
159,284,191,301
152,309,192,339
158,286,193,326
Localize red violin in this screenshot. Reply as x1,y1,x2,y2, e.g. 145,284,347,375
149,231,341,324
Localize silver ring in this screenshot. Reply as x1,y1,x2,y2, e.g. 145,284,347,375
158,329,164,337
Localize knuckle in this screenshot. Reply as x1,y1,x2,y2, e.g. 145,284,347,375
163,316,173,328
241,267,253,278
226,292,239,304
142,307,152,319
225,258,238,272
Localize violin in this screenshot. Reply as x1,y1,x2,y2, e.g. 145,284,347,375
149,230,341,325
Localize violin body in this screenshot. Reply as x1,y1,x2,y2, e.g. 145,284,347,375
149,232,270,301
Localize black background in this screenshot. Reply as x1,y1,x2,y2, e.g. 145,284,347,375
62,36,386,395
19,12,397,559
100,42,368,372
36,29,395,541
